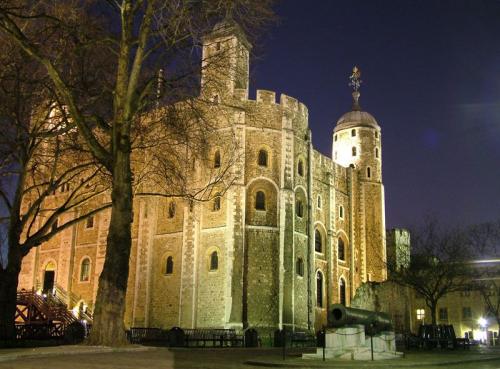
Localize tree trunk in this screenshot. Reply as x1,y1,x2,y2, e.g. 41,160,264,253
0,248,22,340
430,302,437,326
88,146,132,346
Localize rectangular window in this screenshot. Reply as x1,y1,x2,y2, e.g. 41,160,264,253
439,307,448,320
86,216,94,229
416,308,425,320
462,307,472,319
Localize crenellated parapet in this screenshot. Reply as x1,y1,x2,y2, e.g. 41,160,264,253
231,89,309,133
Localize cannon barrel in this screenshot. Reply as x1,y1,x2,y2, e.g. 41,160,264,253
329,304,392,333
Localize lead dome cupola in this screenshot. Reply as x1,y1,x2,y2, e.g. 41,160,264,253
334,67,379,132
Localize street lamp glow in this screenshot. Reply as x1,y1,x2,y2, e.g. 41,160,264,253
478,317,487,328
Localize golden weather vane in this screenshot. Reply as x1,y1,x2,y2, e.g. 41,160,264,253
348,66,362,92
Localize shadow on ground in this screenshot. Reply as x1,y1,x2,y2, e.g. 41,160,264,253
2,345,500,369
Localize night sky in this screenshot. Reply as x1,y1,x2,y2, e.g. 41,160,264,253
250,0,500,229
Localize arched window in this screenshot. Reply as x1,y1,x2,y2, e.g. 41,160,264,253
317,195,322,209
168,202,176,218
340,278,346,305
258,149,268,167
338,238,345,261
80,258,90,282
213,194,221,211
296,258,304,277
86,216,94,229
367,167,371,178
296,199,303,218
315,229,322,253
375,131,379,138
351,129,356,137
255,191,266,210
339,205,344,219
352,146,357,156
297,160,304,176
334,135,338,142
316,271,323,308
375,147,379,158
214,150,221,168
210,251,218,271
165,256,174,275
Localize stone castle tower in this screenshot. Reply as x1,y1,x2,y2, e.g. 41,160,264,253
18,20,387,334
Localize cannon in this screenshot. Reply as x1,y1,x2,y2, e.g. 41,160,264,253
328,304,392,334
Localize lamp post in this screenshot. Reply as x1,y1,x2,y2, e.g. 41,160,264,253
478,317,488,344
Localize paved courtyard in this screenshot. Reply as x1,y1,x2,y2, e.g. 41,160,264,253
1,345,500,369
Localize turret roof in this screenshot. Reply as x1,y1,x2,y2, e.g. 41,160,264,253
334,91,379,132
204,17,252,50
335,110,379,132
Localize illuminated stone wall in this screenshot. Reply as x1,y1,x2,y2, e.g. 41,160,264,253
18,21,388,335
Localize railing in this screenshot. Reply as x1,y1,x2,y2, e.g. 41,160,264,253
16,290,77,326
29,283,93,322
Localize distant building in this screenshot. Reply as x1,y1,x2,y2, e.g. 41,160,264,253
410,259,500,342
386,228,410,273
18,20,387,333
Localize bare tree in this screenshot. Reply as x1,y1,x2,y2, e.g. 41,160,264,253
388,219,473,325
0,1,275,345
466,220,500,337
474,275,500,337
0,36,110,339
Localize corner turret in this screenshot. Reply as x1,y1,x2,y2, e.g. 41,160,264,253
332,67,382,183
201,17,251,100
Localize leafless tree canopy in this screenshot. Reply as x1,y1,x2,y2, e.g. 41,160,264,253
466,220,500,334
0,0,275,345
388,219,474,325
0,34,111,339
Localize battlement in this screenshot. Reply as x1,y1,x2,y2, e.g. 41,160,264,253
279,93,308,116
246,89,308,116
234,88,248,101
256,89,276,104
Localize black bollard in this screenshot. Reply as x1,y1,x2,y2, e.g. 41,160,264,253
371,335,374,361
323,334,326,361
282,329,286,361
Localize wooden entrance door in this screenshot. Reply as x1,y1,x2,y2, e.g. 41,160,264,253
43,271,55,294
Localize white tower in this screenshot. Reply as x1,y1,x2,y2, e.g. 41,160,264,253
332,67,386,282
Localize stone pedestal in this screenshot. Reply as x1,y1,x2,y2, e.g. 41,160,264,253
302,325,403,361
